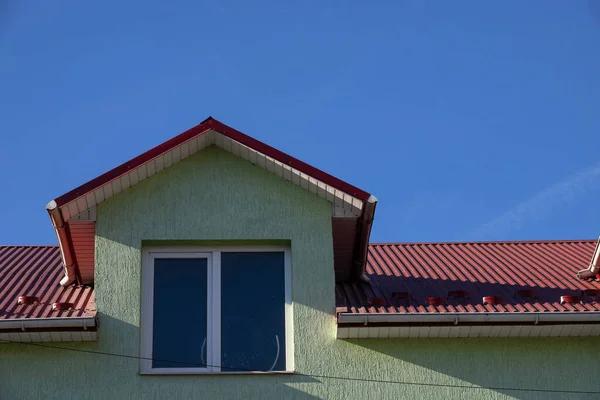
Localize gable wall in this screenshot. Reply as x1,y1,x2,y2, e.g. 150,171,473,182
2,147,600,399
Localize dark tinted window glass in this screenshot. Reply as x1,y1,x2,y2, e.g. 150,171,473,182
221,252,286,371
153,258,207,368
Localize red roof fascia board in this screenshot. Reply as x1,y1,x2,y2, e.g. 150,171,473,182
54,117,371,207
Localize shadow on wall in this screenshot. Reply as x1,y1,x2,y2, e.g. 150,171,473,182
346,336,600,400
1,314,323,400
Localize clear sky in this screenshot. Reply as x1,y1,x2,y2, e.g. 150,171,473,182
1,1,600,245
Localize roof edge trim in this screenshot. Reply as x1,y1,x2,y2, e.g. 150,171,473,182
0,316,97,331
53,117,372,209
337,311,600,325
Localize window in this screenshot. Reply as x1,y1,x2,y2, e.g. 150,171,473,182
140,247,293,374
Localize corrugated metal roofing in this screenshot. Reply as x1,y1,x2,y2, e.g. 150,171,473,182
336,240,600,314
0,246,95,320
4,240,597,320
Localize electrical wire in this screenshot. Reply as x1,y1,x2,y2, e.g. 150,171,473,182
1,338,599,395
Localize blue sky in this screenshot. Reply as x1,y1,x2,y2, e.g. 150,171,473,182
1,1,600,244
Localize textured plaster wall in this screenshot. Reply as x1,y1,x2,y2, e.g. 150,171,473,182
2,147,600,400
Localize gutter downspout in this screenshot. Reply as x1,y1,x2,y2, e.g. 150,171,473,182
577,236,600,280
46,200,81,286
352,195,378,283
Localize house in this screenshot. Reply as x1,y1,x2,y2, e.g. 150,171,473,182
1,117,600,399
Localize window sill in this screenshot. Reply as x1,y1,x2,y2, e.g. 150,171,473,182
140,370,296,376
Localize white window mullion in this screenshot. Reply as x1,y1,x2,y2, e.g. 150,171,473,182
284,249,294,372
211,251,222,372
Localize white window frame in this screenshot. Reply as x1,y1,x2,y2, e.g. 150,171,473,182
140,246,294,375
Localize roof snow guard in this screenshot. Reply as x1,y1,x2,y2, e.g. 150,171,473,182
46,117,377,286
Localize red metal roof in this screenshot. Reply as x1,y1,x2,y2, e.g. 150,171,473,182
336,240,600,314
54,117,372,207
0,246,95,320
5,240,597,320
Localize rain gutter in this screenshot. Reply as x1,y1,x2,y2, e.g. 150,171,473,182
0,316,97,332
338,312,600,326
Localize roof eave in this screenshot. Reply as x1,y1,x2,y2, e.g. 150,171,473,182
337,312,600,338
337,311,600,325
53,117,372,209
0,316,98,342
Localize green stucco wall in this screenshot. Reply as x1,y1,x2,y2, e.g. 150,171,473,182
2,147,600,400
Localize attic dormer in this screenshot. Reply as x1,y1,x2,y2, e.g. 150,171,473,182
46,117,376,287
